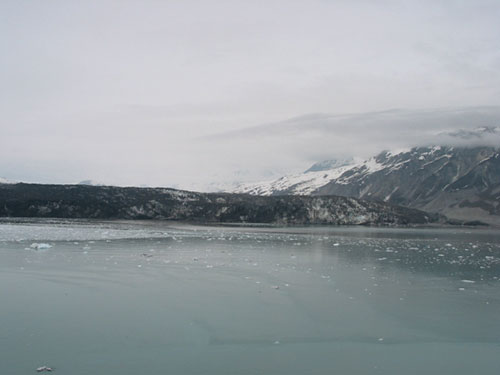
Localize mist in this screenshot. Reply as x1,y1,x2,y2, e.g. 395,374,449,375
1,1,499,190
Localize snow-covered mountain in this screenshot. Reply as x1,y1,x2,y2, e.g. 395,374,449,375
232,151,414,196
233,146,500,225
233,159,358,196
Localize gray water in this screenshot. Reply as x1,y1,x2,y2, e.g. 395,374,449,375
1,219,499,374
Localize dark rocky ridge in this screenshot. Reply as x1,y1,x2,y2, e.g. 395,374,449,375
0,183,440,226
315,146,500,224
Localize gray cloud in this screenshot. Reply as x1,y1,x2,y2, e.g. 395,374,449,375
197,106,500,187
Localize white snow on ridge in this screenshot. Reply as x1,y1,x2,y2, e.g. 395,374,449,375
231,146,452,196
385,147,411,157
362,157,385,173
232,163,357,196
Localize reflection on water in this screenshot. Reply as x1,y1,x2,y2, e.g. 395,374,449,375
0,220,499,375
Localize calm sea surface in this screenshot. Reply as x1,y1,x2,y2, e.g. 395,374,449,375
1,219,499,374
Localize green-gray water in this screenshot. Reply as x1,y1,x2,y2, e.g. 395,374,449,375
1,220,499,374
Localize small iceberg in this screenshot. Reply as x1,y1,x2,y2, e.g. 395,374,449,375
30,243,53,250
36,366,53,372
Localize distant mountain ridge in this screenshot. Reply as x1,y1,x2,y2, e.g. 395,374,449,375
233,146,500,225
0,183,441,226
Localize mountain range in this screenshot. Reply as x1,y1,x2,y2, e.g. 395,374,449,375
2,125,499,226
233,145,500,225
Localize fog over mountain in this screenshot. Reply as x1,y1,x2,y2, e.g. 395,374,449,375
4,106,500,191
203,107,500,188
1,1,499,190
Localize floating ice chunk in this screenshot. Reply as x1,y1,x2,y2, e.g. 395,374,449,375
36,366,53,372
461,280,475,283
30,243,52,250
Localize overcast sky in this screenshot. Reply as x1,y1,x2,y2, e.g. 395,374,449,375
1,0,500,190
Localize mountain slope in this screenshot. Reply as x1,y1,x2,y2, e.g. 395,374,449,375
0,183,440,226
233,161,357,196
234,146,500,225
316,147,500,220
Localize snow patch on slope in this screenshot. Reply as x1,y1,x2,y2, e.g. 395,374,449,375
233,163,357,196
